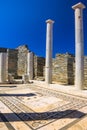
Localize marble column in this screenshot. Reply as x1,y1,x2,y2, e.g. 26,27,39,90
72,2,86,89
0,53,7,83
45,19,54,84
27,52,34,80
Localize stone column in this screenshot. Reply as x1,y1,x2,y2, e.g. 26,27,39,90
0,53,7,83
72,2,86,89
27,52,34,80
45,19,54,84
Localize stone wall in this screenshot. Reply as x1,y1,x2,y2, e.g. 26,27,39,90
34,55,45,79
17,45,29,76
52,54,68,84
0,45,31,79
52,53,75,85
84,57,87,89
52,54,87,88
0,45,87,89
7,49,18,78
67,54,75,85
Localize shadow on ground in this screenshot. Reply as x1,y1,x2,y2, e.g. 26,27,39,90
0,110,85,122
0,86,16,88
0,93,36,97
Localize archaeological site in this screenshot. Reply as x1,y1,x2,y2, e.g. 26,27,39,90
0,44,87,90
0,2,87,130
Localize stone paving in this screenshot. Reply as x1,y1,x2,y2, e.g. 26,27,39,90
0,82,87,130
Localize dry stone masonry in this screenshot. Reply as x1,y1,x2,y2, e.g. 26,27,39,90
34,55,45,80
7,49,18,78
0,2,86,89
0,45,87,89
17,45,29,77
52,53,75,85
0,45,45,82
84,57,87,89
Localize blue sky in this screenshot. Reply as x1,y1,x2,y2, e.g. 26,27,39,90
0,0,87,57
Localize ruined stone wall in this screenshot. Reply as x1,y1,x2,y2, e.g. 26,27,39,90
34,55,45,79
52,53,87,88
67,55,75,85
84,57,87,89
7,49,18,78
52,54,68,84
0,45,30,79
17,45,29,76
52,53,75,85
1,45,87,89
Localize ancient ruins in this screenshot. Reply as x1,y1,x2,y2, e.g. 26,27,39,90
0,2,87,130
0,3,87,90
0,46,87,89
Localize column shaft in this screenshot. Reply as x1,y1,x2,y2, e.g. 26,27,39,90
0,53,7,83
75,8,84,89
72,2,86,89
27,52,34,80
45,19,54,84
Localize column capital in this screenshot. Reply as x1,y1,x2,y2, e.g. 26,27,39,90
46,19,54,24
72,2,86,10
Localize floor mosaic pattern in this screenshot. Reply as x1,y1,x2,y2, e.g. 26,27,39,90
0,84,87,130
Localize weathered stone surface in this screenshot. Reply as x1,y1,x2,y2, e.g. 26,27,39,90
8,73,15,83
0,53,7,83
17,45,29,76
27,52,34,80
22,74,29,84
0,45,87,89
7,49,18,78
83,56,87,89
0,83,86,130
34,55,45,79
52,53,75,85
0,46,45,81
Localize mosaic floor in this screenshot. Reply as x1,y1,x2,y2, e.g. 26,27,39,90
0,84,87,130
